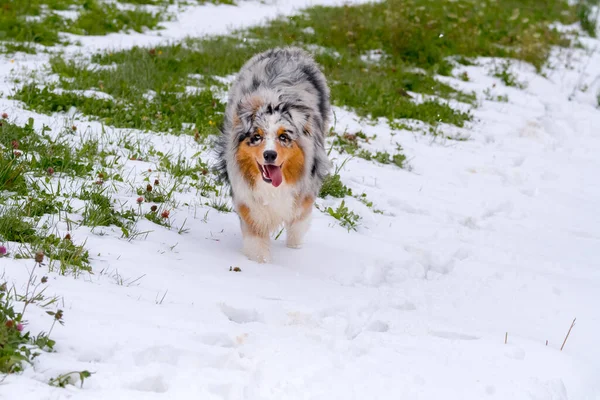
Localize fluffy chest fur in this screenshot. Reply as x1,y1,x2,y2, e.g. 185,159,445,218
234,180,299,233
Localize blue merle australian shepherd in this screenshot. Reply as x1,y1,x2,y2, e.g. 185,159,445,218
214,47,332,263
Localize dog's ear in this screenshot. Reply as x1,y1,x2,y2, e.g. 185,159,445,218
302,118,313,136
283,103,313,137
235,95,264,138
236,95,264,125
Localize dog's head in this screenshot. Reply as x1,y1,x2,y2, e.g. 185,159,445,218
233,92,313,188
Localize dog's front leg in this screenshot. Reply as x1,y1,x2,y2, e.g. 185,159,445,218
237,204,271,263
286,196,314,249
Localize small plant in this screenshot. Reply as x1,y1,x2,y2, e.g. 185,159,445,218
208,197,232,213
49,370,93,388
0,257,64,374
144,205,173,228
0,283,32,374
483,88,509,102
491,61,527,89
329,131,407,168
324,200,361,232
354,192,384,215
80,187,136,236
319,173,352,198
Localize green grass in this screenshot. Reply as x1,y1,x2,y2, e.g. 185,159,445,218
68,1,163,36
12,0,592,142
0,206,91,275
79,186,137,235
0,116,93,177
124,0,236,4
1,279,45,374
0,257,71,375
14,79,223,136
0,0,165,48
0,42,37,54
0,153,28,196
491,61,527,89
576,0,600,38
5,0,597,247
0,0,239,51
330,130,408,167
0,117,96,274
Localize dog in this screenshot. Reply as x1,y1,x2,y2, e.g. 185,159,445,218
214,47,332,263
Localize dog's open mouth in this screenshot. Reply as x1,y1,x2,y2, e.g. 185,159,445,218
257,162,283,187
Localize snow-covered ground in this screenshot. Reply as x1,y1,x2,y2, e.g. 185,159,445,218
1,1,600,399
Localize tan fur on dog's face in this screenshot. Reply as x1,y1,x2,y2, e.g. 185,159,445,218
236,125,305,188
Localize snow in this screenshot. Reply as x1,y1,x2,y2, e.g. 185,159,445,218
1,1,600,399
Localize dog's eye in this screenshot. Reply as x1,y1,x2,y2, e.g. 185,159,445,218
278,133,290,143
250,134,262,145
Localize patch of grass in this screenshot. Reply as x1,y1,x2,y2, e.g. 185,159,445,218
0,282,42,374
0,116,105,274
0,152,28,196
0,207,37,243
353,192,384,215
1,116,93,177
69,1,163,36
483,88,509,103
0,206,91,274
0,0,165,47
23,193,69,219
208,197,232,213
125,0,236,4
330,131,407,168
491,61,527,89
28,0,588,138
82,29,472,128
0,42,37,54
0,257,66,374
332,131,373,156
157,152,210,181
79,187,135,233
14,78,222,135
0,6,65,46
38,234,91,275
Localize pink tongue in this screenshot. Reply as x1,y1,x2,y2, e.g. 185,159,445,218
265,165,283,187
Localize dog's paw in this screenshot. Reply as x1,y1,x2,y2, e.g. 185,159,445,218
242,236,271,263
285,240,303,249
244,250,271,264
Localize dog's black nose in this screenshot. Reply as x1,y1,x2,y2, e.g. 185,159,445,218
263,150,277,163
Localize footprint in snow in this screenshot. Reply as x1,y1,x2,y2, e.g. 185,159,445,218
391,301,417,311
128,375,169,393
366,320,390,333
403,245,470,280
133,345,180,366
429,330,479,341
219,303,263,324
196,332,236,348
